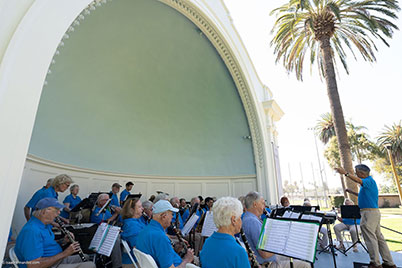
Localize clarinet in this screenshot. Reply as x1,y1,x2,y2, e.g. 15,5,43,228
170,223,188,257
239,228,260,268
263,207,270,218
55,216,87,262
142,212,150,224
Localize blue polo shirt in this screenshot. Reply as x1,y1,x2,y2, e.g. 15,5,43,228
181,208,189,223
136,220,182,268
172,212,184,229
242,211,276,264
139,215,150,225
91,206,113,224
121,218,146,264
200,232,250,268
25,186,47,209
60,194,82,218
343,218,360,225
261,207,272,221
110,192,120,208
120,189,130,203
358,176,379,209
15,217,62,267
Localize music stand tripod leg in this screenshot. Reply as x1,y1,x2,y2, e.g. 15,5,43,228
344,219,368,254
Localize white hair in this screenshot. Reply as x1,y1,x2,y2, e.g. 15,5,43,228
344,198,355,205
244,191,263,209
97,193,109,205
212,197,243,228
154,193,169,203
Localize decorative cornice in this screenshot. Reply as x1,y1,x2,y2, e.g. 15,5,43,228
27,154,256,181
160,0,265,167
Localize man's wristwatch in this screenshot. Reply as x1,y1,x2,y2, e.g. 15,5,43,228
345,172,349,177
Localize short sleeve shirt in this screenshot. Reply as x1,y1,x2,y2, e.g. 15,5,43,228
60,194,82,218
358,176,379,209
121,218,146,264
242,211,276,264
120,189,130,203
25,187,46,209
15,217,62,267
136,220,182,268
200,232,250,268
91,206,113,224
110,192,120,208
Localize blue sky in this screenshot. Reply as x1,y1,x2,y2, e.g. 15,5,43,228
224,0,402,190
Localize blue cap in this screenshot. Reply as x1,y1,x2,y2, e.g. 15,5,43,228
36,198,65,210
153,200,179,214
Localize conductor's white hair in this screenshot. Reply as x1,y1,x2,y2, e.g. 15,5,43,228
212,197,243,228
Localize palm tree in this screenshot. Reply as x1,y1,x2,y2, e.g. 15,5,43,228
377,122,402,203
271,0,400,201
315,112,336,144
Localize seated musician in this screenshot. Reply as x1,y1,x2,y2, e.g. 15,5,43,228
60,184,82,219
90,193,122,267
170,197,184,230
15,198,95,268
303,200,328,250
140,200,153,225
120,197,146,268
120,181,134,206
179,198,187,216
110,183,122,213
136,200,194,268
200,197,249,268
90,193,119,224
242,191,310,268
334,198,360,252
24,178,53,221
280,196,290,208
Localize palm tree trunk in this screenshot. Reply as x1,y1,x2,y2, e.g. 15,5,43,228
319,37,358,203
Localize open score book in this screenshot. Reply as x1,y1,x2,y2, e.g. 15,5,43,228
257,218,320,263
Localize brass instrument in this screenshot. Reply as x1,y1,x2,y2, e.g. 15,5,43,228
55,216,87,262
239,228,260,268
195,208,206,233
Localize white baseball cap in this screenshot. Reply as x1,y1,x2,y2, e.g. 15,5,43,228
153,200,179,214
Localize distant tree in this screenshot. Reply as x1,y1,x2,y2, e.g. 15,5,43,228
271,0,400,202
377,122,402,163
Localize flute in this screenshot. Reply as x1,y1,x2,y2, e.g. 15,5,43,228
239,228,260,268
55,216,87,262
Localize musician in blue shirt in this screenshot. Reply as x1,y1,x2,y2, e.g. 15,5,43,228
140,200,153,225
200,197,249,268
336,164,396,268
242,191,309,268
121,197,145,265
110,182,122,213
91,193,119,224
136,200,194,268
15,198,94,268
24,178,53,221
202,197,214,213
334,198,361,252
120,181,134,206
60,184,82,219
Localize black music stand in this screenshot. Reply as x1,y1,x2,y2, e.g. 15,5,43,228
340,205,368,254
121,193,142,206
290,205,320,213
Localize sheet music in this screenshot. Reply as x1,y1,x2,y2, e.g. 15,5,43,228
258,218,319,263
181,214,199,236
300,214,322,222
282,211,300,219
98,225,120,256
89,223,120,257
201,211,217,237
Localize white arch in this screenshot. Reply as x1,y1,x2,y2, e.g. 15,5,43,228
0,0,282,259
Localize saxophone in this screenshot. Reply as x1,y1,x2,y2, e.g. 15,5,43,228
55,216,87,262
239,228,260,268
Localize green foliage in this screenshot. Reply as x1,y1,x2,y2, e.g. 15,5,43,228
379,184,398,194
329,195,344,208
377,121,402,163
270,0,400,80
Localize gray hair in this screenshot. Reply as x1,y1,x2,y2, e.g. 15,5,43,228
244,191,263,209
142,200,153,209
190,197,200,206
70,184,79,192
32,208,45,218
97,193,109,205
344,198,355,205
303,201,311,206
51,174,73,188
212,197,243,228
154,193,169,203
355,164,370,174
46,178,54,184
